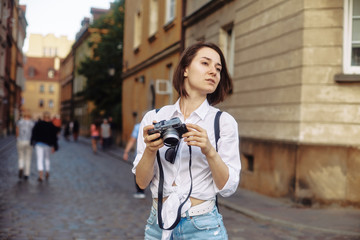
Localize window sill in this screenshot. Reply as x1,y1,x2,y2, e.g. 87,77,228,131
163,20,175,32
148,33,157,43
334,74,360,83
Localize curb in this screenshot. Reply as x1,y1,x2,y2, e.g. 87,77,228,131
218,198,360,237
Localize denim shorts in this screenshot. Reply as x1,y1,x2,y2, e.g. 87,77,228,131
144,205,228,240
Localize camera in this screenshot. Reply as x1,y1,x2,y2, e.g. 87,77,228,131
148,117,188,147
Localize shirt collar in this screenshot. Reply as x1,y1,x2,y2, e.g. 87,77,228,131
173,98,210,120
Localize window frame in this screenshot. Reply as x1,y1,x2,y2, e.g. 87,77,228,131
39,84,45,93
165,0,176,25
149,0,159,38
343,0,360,74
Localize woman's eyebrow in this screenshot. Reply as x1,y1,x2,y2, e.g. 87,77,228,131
201,57,222,67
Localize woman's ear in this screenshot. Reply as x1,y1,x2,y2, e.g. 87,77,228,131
184,68,188,77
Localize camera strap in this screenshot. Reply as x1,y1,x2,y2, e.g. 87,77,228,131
156,145,193,230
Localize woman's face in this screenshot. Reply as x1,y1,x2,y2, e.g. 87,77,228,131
183,47,222,97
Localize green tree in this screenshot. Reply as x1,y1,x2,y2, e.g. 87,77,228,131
77,0,124,130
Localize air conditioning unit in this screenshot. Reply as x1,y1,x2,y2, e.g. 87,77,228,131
155,79,172,95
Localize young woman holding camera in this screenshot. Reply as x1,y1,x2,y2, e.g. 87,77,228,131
132,42,241,240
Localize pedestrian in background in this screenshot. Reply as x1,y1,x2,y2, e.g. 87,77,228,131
63,119,70,141
90,120,100,154
31,111,59,182
72,119,79,141
100,118,111,150
52,114,62,135
16,111,35,180
134,42,240,239
108,116,116,147
123,120,146,199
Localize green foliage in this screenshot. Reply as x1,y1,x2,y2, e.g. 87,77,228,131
77,0,124,130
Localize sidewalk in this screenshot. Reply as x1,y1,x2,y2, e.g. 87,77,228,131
78,136,360,237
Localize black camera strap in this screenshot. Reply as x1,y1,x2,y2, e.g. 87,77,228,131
156,145,193,230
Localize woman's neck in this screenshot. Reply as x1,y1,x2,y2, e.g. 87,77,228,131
180,95,206,120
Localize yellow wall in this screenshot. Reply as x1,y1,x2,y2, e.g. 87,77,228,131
22,80,60,119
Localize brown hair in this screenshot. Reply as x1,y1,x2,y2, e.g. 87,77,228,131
173,42,233,105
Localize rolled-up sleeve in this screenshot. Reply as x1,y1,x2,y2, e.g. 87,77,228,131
215,112,241,197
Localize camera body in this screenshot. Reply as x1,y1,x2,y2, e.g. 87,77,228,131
148,117,188,147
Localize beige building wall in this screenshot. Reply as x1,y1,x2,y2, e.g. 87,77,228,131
185,0,360,206
26,34,74,58
122,0,182,142
23,80,60,119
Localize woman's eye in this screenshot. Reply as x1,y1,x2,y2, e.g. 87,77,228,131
216,68,221,72
202,61,209,65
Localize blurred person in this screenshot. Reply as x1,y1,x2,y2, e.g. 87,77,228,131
63,119,71,141
16,111,35,180
123,120,145,198
90,120,100,154
133,42,240,239
31,111,59,182
108,116,116,147
72,119,79,141
100,118,111,150
52,115,62,134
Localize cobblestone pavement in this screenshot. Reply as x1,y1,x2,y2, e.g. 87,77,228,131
0,136,358,240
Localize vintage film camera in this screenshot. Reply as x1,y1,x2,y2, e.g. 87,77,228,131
148,117,188,147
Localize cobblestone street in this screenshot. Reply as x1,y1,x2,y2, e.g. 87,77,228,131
0,136,358,240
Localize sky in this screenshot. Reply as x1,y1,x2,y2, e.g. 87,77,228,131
19,0,114,51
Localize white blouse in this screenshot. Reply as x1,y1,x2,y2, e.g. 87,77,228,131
132,99,241,201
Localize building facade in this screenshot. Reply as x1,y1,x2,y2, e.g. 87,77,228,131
183,0,360,206
22,57,60,119
22,34,72,121
122,0,183,142
26,33,74,58
0,0,27,136
59,50,74,124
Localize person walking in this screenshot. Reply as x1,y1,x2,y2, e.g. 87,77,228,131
31,111,59,182
16,111,35,180
100,118,111,150
133,42,241,239
123,122,145,199
90,120,100,154
72,119,79,141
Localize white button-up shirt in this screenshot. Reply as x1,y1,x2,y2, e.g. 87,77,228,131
132,99,241,201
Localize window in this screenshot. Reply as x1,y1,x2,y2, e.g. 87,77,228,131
48,100,54,108
39,99,44,108
219,22,235,76
134,8,142,50
48,69,55,78
149,0,159,37
165,0,176,24
344,0,360,74
49,85,54,93
39,84,45,93
28,67,35,77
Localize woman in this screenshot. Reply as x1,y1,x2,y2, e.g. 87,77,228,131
90,120,100,154
31,111,58,182
133,42,241,239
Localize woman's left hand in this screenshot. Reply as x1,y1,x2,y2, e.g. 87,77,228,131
183,123,215,157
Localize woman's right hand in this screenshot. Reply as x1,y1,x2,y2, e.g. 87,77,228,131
143,124,164,153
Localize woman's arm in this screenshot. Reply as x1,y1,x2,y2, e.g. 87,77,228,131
183,123,229,190
135,124,164,189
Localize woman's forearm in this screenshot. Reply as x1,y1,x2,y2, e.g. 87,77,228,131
205,147,229,190
135,148,157,189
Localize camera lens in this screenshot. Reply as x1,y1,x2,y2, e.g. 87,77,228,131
163,127,180,147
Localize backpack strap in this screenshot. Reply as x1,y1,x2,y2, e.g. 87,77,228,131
214,110,222,212
214,111,223,152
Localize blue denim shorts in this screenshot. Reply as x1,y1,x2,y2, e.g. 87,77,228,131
144,205,228,240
